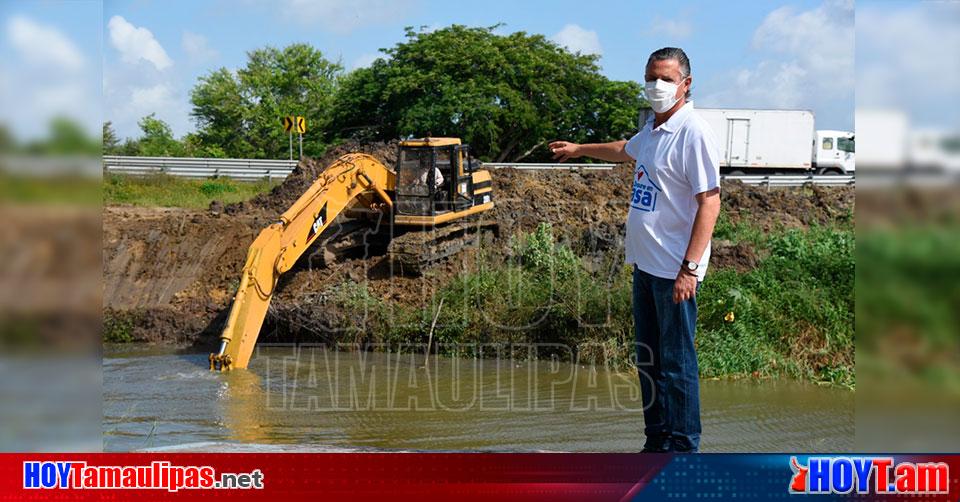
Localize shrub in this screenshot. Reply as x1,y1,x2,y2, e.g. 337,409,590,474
103,314,135,343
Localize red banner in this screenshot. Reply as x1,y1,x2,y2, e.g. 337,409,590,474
3,453,959,501
3,453,670,501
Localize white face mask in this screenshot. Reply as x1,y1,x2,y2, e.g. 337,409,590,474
644,78,683,113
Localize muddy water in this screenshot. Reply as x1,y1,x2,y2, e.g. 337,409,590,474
104,345,853,452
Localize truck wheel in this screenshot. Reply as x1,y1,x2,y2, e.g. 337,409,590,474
728,170,746,176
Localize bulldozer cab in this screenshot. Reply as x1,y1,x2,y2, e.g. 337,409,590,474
395,137,474,216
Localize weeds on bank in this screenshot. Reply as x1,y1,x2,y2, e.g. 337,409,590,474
0,173,102,205
312,219,854,387
857,225,960,390
697,226,854,388
103,312,136,343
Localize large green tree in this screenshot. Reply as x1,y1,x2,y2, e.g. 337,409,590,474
16,117,101,156
135,114,184,157
330,25,644,162
190,43,342,159
102,121,119,155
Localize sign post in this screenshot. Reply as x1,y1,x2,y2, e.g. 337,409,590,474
283,116,306,159
295,116,306,159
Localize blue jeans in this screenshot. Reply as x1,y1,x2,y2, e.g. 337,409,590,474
632,266,702,452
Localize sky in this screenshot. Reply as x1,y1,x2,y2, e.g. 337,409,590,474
0,0,102,140
2,0,866,141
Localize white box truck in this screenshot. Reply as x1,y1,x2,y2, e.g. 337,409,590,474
693,108,855,174
910,129,960,173
855,108,907,171
855,108,960,173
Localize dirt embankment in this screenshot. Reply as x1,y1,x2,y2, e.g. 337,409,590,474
2,207,101,348
103,146,853,345
721,181,854,231
222,141,399,217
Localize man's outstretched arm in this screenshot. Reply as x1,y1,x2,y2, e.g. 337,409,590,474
549,140,633,163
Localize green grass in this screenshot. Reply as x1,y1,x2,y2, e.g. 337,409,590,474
856,224,960,390
857,225,960,348
310,218,855,387
0,173,102,205
696,225,854,387
104,173,278,209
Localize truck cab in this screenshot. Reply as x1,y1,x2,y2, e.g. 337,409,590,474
909,129,960,173
814,130,855,174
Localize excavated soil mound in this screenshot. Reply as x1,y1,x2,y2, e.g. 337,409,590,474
490,166,631,251
710,240,761,272
721,180,854,231
103,156,853,345
224,141,399,216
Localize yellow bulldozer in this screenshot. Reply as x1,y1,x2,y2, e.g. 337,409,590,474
209,137,496,371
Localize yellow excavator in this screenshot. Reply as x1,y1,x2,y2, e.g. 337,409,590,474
209,137,495,371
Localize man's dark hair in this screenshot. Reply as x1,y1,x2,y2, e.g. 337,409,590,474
647,47,692,99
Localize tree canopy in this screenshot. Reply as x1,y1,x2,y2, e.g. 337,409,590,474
102,122,119,153
108,26,645,162
135,114,184,157
190,43,342,158
332,25,643,162
6,117,101,156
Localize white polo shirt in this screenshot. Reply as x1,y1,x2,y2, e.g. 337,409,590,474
623,102,721,281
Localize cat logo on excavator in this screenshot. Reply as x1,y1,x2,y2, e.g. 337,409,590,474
209,138,497,371
308,202,327,240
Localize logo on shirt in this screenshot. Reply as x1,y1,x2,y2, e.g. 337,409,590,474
631,164,662,212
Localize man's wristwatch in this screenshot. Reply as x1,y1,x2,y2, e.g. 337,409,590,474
681,259,699,276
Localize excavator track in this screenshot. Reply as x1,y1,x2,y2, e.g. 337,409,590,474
312,219,390,268
388,218,498,275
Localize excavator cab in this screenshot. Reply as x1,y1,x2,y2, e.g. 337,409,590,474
394,138,479,217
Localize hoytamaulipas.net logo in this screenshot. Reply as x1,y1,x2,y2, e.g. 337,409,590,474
24,461,264,492
789,456,949,495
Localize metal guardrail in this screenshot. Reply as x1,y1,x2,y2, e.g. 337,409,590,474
102,156,298,181
2,155,102,178
103,157,616,180
485,164,853,186
102,156,855,187
721,174,855,187
486,164,853,186
483,162,616,171
856,171,960,187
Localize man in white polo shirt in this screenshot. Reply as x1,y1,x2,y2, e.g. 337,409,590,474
549,47,721,453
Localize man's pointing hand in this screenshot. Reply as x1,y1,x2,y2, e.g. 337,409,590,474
549,141,581,162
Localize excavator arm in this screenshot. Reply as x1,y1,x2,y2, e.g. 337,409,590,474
210,153,394,370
